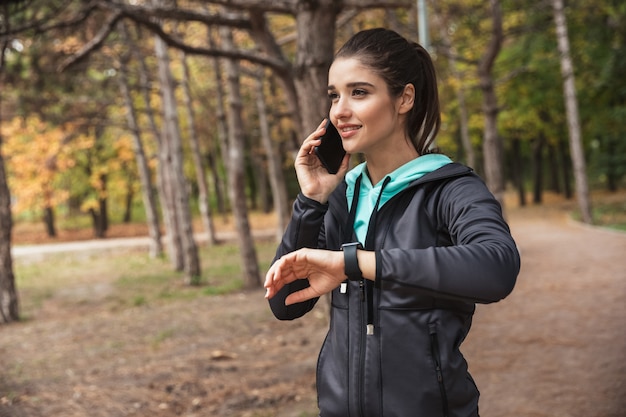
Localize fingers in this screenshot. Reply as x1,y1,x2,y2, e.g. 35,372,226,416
337,152,351,174
264,253,299,299
301,119,328,155
264,259,285,299
264,250,309,300
285,286,318,306
264,249,340,305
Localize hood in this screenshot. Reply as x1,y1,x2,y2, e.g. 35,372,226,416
345,154,453,244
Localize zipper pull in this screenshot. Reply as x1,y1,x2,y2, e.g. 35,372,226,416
367,324,374,335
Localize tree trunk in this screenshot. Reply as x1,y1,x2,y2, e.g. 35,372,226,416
552,0,592,223
0,113,19,323
154,30,201,282
293,3,339,133
208,33,231,220
531,135,545,205
89,207,104,239
158,140,183,270
604,135,618,193
117,25,163,257
254,73,289,239
87,172,108,239
206,151,227,216
248,146,265,212
180,50,217,245
43,205,57,237
431,1,475,168
100,175,108,233
249,13,301,153
478,0,505,207
132,24,182,269
511,137,526,207
547,143,561,193
123,183,133,223
558,139,573,200
219,21,261,289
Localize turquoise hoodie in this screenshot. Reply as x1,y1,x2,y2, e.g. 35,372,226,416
345,154,452,244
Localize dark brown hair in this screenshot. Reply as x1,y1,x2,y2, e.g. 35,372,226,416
335,28,440,154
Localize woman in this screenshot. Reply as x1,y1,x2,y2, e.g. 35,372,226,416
264,28,520,417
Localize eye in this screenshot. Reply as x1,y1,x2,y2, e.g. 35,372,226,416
327,91,339,101
352,88,368,97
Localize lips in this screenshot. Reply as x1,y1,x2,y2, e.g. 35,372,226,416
338,125,361,133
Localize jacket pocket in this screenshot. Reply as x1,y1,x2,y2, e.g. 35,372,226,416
429,322,450,417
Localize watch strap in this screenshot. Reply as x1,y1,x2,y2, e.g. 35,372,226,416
342,242,363,281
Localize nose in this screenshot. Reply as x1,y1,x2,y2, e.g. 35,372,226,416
330,96,350,123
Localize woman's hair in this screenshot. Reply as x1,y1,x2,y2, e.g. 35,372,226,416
334,28,440,154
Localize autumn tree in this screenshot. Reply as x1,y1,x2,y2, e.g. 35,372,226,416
2,117,80,233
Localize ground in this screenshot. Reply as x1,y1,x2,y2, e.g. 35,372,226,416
1,194,625,417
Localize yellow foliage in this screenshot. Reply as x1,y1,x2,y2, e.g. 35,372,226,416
1,115,87,214
53,35,83,54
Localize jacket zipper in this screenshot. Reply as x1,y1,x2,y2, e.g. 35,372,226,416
429,324,449,417
357,279,366,417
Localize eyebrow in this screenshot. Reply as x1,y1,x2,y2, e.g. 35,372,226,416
327,81,375,91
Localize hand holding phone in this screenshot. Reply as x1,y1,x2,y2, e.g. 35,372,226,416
314,119,346,174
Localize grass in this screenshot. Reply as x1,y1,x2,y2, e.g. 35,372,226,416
592,200,626,231
571,195,626,231
14,239,278,320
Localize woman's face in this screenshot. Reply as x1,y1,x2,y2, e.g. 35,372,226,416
327,57,409,157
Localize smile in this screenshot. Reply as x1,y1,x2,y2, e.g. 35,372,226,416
340,126,361,133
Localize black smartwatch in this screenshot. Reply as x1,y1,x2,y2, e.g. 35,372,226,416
341,242,363,281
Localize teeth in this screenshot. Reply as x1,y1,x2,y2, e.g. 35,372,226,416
342,126,360,132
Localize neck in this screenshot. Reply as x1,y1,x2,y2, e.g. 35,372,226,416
365,140,419,185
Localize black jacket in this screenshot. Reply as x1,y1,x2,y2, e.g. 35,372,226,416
268,163,520,417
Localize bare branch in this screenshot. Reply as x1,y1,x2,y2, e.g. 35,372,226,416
57,10,123,72
341,0,412,9
478,0,504,77
127,13,288,72
101,1,254,29
0,1,98,37
182,0,297,14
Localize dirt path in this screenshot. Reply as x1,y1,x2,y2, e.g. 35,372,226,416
1,204,625,417
465,207,626,416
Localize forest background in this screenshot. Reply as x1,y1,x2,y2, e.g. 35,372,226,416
0,0,625,323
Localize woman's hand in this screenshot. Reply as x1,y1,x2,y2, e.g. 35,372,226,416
296,119,350,203
264,248,345,305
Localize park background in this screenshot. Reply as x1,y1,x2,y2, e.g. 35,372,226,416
0,1,625,416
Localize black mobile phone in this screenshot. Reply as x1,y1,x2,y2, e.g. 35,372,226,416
314,119,346,174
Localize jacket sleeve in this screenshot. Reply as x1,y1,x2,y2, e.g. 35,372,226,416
378,175,520,304
268,193,328,320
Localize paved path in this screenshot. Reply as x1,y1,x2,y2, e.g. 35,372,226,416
11,229,277,263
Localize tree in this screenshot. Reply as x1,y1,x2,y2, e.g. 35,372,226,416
0,2,19,323
253,70,289,238
154,23,201,282
0,116,18,323
219,21,261,288
117,23,164,258
552,0,592,224
430,1,475,168
179,50,218,245
478,0,505,207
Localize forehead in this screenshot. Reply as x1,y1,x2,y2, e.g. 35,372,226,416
328,57,384,89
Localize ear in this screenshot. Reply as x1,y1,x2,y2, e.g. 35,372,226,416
397,83,415,115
